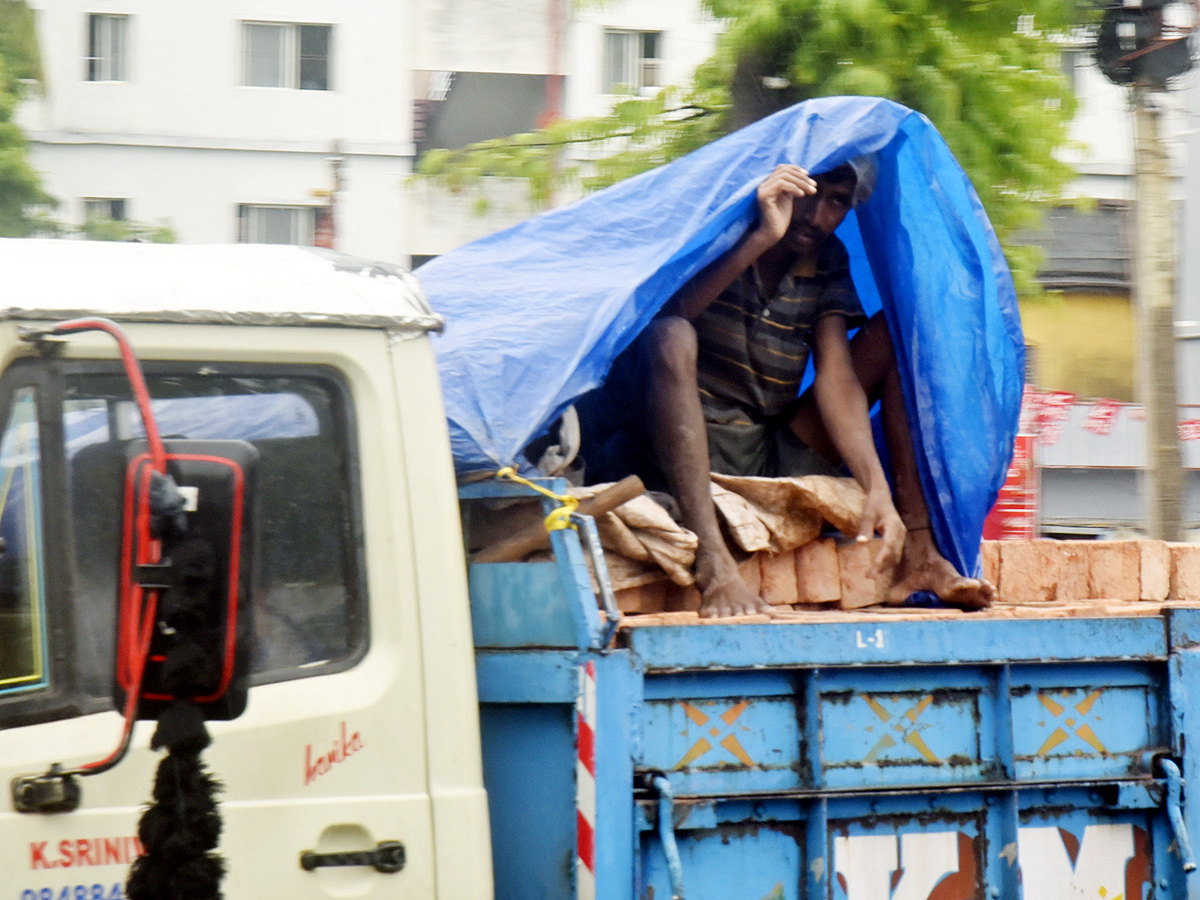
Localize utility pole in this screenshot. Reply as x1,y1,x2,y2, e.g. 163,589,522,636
1132,86,1185,540
1096,0,1193,540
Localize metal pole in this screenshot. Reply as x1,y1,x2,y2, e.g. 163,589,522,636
1132,84,1185,540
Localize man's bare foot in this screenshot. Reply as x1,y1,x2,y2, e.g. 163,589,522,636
695,549,774,618
886,528,995,611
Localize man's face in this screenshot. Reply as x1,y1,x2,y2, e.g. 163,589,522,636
782,171,856,256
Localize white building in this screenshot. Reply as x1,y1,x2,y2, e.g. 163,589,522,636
17,0,723,264
406,0,724,261
19,1,411,260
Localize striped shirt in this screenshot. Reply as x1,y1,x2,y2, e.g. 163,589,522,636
694,235,864,421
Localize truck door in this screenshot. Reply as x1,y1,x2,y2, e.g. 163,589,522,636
0,356,434,899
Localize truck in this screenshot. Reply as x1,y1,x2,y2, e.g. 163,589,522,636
1,236,1199,900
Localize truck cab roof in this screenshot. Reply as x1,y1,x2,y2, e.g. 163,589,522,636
0,238,442,334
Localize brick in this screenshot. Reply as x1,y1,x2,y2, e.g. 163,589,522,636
795,538,841,604
837,539,887,610
998,540,1088,604
1138,540,1171,601
664,583,702,612
980,541,1001,589
760,550,800,605
1086,541,1140,601
1170,544,1200,602
615,580,669,614
618,611,700,628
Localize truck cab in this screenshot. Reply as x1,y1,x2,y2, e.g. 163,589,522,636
0,239,489,899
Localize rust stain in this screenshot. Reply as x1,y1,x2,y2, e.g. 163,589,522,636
928,831,979,900
1125,825,1152,900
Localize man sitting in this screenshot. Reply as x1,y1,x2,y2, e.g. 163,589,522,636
581,159,995,617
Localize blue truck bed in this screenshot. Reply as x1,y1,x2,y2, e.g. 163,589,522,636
461,482,1198,900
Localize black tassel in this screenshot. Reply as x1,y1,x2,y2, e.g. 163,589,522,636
127,536,227,900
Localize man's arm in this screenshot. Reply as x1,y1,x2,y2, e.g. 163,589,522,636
668,165,817,321
809,314,906,572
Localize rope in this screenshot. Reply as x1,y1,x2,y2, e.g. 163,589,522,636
495,467,578,532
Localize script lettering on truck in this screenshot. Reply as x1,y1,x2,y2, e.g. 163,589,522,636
304,720,365,785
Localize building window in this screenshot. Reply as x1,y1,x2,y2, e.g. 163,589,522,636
87,13,127,82
243,22,332,91
238,204,317,245
83,198,126,223
603,30,661,94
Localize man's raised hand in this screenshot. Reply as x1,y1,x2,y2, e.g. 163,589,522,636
755,164,818,243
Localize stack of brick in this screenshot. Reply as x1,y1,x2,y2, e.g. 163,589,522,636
612,538,1200,620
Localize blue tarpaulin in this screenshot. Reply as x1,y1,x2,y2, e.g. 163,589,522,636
419,96,1024,578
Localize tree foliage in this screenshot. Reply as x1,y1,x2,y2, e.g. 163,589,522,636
417,0,1089,294
0,0,54,236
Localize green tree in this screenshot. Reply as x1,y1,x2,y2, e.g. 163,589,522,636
418,0,1087,294
0,0,54,236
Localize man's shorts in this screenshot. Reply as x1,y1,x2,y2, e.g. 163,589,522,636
702,399,843,480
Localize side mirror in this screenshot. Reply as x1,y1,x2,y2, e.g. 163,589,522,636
115,439,258,721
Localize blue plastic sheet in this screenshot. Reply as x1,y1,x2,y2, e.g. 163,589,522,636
419,96,1024,578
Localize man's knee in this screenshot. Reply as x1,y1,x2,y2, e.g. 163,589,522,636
644,315,699,380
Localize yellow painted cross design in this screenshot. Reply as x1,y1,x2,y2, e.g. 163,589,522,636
1036,690,1108,756
674,700,755,769
862,694,940,764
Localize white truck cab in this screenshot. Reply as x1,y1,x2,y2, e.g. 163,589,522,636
0,240,491,899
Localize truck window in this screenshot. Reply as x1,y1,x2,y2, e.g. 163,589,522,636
0,387,48,698
63,368,367,695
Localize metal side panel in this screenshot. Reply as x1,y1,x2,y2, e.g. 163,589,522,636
621,616,1169,670
477,649,641,900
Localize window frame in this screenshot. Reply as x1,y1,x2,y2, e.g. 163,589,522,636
58,359,371,689
83,198,127,224
86,13,129,83
0,362,94,731
0,357,371,733
237,203,319,245
602,28,662,95
241,20,333,91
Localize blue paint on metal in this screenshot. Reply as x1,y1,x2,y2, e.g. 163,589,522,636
573,513,621,646
1170,647,1200,897
1168,606,1200,650
643,669,798,700
547,518,605,650
804,797,828,899
462,481,615,650
639,819,804,900
641,693,803,794
592,652,642,900
475,650,582,703
466,537,1200,899
819,667,997,789
1011,681,1160,781
468,562,579,647
651,776,686,900
478,702,577,900
621,616,1168,670
1161,759,1197,872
